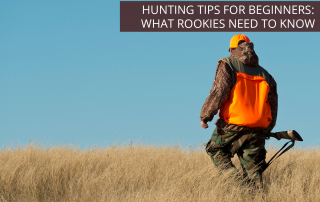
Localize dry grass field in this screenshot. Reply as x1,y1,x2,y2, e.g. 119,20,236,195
0,142,319,202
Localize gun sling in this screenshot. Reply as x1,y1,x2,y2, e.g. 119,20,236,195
260,140,295,173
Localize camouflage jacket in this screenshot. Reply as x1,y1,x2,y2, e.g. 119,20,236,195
200,42,278,132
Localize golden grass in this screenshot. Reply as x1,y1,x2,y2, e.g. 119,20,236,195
0,143,319,202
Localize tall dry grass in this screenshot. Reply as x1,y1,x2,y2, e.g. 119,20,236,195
0,142,319,202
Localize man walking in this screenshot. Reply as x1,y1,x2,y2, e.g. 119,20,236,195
200,34,278,186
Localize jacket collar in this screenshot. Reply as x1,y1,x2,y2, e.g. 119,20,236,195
230,42,259,67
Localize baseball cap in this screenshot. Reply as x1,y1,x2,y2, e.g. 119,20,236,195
228,34,250,52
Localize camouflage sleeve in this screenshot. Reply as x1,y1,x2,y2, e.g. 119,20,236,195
266,75,278,132
200,61,233,123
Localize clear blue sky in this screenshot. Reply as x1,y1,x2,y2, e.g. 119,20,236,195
1,0,319,149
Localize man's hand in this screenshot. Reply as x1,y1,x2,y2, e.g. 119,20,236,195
201,120,208,129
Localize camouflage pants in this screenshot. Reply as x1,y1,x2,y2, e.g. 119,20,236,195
205,127,268,184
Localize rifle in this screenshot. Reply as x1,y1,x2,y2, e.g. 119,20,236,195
260,130,302,172
269,130,303,141
203,130,303,146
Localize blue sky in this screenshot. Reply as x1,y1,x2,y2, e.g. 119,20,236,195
1,0,319,149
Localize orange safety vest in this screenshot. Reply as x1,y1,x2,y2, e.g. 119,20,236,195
219,57,272,128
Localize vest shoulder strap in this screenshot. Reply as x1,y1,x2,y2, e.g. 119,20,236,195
220,56,270,86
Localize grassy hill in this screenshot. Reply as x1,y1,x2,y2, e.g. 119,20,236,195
0,143,319,202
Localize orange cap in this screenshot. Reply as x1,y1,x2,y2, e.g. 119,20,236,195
229,34,250,51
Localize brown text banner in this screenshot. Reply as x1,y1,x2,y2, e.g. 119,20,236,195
120,1,320,32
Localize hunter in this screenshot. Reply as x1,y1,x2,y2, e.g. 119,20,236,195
200,34,278,186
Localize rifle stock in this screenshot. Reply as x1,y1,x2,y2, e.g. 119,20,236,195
269,130,303,141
